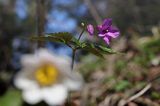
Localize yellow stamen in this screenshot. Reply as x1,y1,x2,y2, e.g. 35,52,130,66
35,64,58,86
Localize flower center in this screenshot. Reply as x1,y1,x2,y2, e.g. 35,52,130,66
106,29,109,32
35,64,59,86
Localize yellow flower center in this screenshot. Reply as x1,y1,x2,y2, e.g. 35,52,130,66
35,64,59,86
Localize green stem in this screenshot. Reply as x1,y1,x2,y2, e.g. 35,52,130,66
78,28,85,41
71,49,76,70
71,28,85,70
67,26,85,105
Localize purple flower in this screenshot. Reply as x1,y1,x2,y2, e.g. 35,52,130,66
87,24,94,36
97,18,120,45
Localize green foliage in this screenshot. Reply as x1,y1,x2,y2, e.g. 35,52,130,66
0,89,22,106
31,32,119,58
133,54,152,67
47,32,73,43
69,37,86,49
84,44,121,58
151,91,160,99
135,39,160,66
83,44,104,58
115,60,127,71
96,45,117,54
142,39,160,54
114,80,131,92
31,32,73,44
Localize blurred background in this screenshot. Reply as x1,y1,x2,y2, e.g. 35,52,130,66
0,0,160,106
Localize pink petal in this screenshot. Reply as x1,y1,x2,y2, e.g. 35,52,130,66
98,34,106,37
103,18,112,27
87,24,94,36
103,37,110,45
110,27,119,32
107,32,120,38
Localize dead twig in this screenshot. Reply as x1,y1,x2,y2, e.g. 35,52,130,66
118,83,151,106
126,83,152,103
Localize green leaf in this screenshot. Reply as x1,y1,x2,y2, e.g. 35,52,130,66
47,32,73,42
65,37,87,49
95,45,117,54
30,32,73,44
83,43,104,58
69,37,82,47
0,89,22,106
82,43,122,58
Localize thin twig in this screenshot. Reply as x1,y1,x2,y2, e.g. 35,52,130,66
126,83,152,103
149,75,160,83
118,83,152,106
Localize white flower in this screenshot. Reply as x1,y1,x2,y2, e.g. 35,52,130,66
14,49,83,105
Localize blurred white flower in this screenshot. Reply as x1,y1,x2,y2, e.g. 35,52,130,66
14,49,83,105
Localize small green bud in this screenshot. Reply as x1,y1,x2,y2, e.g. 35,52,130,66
81,22,85,27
